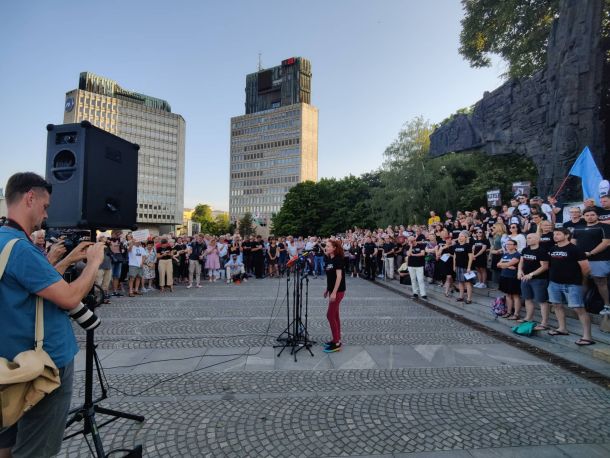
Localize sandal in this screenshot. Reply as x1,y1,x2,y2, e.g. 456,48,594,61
456,297,464,302
548,329,569,336
575,339,595,346
534,324,550,331
507,315,519,321
465,299,472,304
128,293,135,297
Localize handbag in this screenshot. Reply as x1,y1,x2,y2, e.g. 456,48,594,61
0,239,61,428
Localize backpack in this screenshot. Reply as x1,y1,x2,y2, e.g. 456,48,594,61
512,321,537,336
491,296,507,317
584,278,605,315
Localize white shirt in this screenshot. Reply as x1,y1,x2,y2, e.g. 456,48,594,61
128,245,146,267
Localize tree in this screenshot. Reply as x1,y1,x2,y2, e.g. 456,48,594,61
214,213,231,235
191,204,216,234
459,0,559,79
238,212,256,237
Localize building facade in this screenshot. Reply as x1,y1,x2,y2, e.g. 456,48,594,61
230,57,318,227
63,72,185,234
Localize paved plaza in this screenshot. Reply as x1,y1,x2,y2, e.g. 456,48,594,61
60,277,610,457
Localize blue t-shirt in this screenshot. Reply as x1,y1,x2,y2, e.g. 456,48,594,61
0,226,78,368
500,251,521,278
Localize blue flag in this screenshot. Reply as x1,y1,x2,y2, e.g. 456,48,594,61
568,147,603,205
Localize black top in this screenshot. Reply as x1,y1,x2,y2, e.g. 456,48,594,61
325,255,346,293
228,245,240,257
407,245,425,267
251,240,264,257
562,219,586,236
453,242,472,268
382,242,396,258
363,242,376,256
597,207,610,223
538,232,554,254
174,243,187,260
242,241,252,255
189,242,205,260
451,228,462,239
521,246,549,279
268,245,278,258
472,238,490,256
157,245,173,260
573,223,610,261
548,243,587,284
312,243,324,256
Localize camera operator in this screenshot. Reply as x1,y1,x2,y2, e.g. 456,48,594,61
0,172,105,458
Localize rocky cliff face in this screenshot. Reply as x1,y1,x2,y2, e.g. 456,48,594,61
430,0,607,198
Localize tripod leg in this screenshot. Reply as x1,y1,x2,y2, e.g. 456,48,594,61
95,406,145,422
84,410,106,458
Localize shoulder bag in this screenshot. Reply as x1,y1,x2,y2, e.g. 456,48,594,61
0,239,61,428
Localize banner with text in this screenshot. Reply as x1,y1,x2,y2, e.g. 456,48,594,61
486,189,501,207
512,181,531,197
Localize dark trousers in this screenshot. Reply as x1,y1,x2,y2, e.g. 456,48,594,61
327,291,345,343
254,255,264,278
364,255,376,280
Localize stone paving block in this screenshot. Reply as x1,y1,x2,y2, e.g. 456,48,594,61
555,443,610,457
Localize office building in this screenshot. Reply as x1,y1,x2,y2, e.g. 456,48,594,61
63,72,185,234
230,57,318,228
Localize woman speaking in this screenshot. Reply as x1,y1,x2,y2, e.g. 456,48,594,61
323,239,346,353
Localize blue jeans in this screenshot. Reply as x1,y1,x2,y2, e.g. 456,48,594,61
314,256,325,276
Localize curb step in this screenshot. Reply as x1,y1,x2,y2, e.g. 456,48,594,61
378,278,610,368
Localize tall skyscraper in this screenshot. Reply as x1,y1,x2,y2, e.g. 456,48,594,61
63,72,185,233
230,57,318,227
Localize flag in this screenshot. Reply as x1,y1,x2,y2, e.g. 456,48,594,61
568,146,604,205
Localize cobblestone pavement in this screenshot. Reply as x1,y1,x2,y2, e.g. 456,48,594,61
59,277,610,457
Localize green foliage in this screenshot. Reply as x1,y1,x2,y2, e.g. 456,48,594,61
459,0,559,79
271,175,379,236
372,117,538,224
438,106,474,127
213,213,231,235
238,212,256,237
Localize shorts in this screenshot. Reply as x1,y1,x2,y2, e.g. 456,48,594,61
499,276,521,295
520,278,548,302
547,281,584,308
128,265,143,278
0,361,74,456
111,261,122,279
589,260,610,278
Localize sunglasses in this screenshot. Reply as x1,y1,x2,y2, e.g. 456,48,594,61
510,226,518,229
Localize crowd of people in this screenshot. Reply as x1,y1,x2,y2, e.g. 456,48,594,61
1,171,610,457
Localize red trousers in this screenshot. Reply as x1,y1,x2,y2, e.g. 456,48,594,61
327,291,345,343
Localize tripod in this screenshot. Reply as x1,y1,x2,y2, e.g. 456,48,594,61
64,229,144,458
274,261,316,362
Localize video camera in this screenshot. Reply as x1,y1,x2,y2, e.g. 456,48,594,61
45,228,91,255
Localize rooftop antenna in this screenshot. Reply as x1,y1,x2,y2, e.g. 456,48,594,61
258,52,263,71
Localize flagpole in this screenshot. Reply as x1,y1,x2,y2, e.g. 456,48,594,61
552,174,571,199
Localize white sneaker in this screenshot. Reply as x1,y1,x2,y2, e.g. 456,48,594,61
473,282,482,288
186,284,192,289
600,306,610,316
479,283,487,288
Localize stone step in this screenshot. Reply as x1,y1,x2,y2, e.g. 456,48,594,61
381,278,610,366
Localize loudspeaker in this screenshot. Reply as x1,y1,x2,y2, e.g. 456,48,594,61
45,121,139,229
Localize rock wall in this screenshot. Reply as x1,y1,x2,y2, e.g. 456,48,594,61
429,0,607,198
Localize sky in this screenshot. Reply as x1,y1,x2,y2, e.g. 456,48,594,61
0,0,505,212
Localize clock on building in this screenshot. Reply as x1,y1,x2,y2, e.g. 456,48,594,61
65,97,75,112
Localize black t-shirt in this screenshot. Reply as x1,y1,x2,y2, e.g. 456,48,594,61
325,255,346,292
453,242,472,268
548,243,587,284
521,246,549,279
382,242,396,258
174,243,187,260
562,219,586,237
228,245,240,257
598,207,610,223
242,241,252,256
157,245,173,260
348,246,360,258
573,223,610,261
538,232,554,254
312,243,324,256
472,238,490,256
189,242,205,260
251,240,264,257
268,244,278,258
451,228,462,240
363,242,376,256
407,245,425,267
